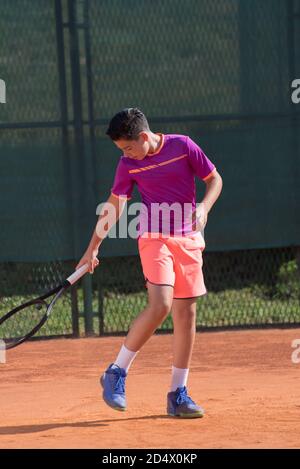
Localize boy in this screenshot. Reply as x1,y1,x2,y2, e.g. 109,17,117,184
76,108,223,418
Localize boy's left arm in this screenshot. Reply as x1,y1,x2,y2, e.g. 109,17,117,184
196,169,223,230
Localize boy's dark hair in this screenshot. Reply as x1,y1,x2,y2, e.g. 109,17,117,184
106,108,150,141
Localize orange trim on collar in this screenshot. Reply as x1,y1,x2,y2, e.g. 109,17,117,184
147,133,165,156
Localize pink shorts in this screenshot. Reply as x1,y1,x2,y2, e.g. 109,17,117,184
138,232,207,299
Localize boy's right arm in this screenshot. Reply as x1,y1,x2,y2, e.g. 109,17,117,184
75,193,127,273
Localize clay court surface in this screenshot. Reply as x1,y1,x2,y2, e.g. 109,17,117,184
0,328,300,449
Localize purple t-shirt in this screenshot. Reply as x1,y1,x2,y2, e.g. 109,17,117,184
111,134,216,237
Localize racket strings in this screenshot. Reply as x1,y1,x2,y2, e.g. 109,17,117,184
0,300,48,344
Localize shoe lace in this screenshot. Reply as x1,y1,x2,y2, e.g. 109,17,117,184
111,369,125,394
176,387,195,406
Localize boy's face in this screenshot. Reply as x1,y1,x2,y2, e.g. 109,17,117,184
114,132,150,160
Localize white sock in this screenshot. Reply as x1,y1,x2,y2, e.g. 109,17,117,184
170,366,189,392
112,344,138,373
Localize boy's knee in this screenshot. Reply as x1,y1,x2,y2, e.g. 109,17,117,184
173,307,196,324
148,301,171,320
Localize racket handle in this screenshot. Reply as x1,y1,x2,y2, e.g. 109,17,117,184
66,263,89,285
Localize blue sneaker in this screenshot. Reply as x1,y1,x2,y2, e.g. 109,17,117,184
167,386,204,418
100,364,127,411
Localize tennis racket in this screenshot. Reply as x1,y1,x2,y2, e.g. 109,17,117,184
0,264,89,350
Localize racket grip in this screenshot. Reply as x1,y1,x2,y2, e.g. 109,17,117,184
66,263,89,285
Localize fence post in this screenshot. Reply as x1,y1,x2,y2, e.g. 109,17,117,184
98,276,104,336
68,0,94,335
287,0,300,282
55,0,80,337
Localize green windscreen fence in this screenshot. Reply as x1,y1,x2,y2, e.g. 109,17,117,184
0,0,299,337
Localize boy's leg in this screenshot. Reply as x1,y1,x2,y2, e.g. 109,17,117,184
171,298,197,370
101,283,173,411
124,282,173,352
112,282,174,369
167,298,204,418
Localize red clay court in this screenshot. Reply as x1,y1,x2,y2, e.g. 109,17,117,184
0,328,300,449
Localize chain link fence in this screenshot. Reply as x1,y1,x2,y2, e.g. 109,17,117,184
89,246,300,335
0,0,299,340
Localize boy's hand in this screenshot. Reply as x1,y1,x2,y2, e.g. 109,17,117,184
195,202,208,234
76,247,100,274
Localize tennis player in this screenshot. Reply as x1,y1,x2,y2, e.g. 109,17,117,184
76,108,223,418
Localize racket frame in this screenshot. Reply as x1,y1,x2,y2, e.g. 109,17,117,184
0,264,88,350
